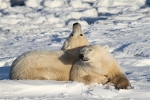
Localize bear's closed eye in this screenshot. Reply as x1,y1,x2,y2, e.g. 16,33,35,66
89,48,92,51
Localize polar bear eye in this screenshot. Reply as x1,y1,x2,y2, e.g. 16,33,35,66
89,48,93,51
80,34,83,36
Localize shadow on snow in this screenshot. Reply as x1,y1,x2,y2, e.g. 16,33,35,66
0,66,10,80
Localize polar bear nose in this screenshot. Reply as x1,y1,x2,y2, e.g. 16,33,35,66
79,54,84,59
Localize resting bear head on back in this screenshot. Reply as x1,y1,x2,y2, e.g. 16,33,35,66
79,45,110,63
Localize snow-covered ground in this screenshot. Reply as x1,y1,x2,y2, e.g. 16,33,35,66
0,0,150,99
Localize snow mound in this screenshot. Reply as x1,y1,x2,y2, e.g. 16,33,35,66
0,0,10,9
82,8,98,17
67,12,82,19
2,81,86,98
25,0,42,8
66,8,98,20
0,80,119,99
47,15,60,23
69,0,90,8
94,0,146,7
43,0,66,8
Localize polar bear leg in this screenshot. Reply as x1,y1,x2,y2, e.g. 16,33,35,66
78,75,108,85
109,73,131,89
116,78,131,89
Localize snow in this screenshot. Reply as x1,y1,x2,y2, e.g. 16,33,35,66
25,0,43,8
43,0,66,8
94,0,146,7
0,0,10,9
0,0,150,99
70,0,90,8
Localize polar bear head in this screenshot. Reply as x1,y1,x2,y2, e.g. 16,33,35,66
61,22,89,50
79,45,110,62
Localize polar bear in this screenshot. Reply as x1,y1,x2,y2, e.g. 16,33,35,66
61,22,89,50
9,47,84,80
70,45,131,89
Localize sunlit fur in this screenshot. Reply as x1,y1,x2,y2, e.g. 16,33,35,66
9,47,84,80
61,23,89,50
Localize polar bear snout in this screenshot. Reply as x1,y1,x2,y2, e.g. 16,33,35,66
73,22,81,28
73,22,80,26
79,54,84,59
73,23,81,33
79,54,89,61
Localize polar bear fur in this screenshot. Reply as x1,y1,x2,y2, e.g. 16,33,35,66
9,47,84,80
70,45,131,89
61,22,89,50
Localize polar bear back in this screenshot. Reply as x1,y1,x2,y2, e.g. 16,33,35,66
9,49,80,80
61,23,89,50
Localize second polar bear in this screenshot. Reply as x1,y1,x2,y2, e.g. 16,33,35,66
70,45,131,89
61,22,89,50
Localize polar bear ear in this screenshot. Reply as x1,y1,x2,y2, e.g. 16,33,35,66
103,45,109,51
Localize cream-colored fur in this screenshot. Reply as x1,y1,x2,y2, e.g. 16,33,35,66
61,22,89,50
70,45,131,89
9,47,83,80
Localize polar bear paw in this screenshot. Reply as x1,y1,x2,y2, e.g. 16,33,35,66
116,78,131,89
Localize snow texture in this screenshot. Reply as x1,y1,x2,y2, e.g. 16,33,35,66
0,0,150,99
